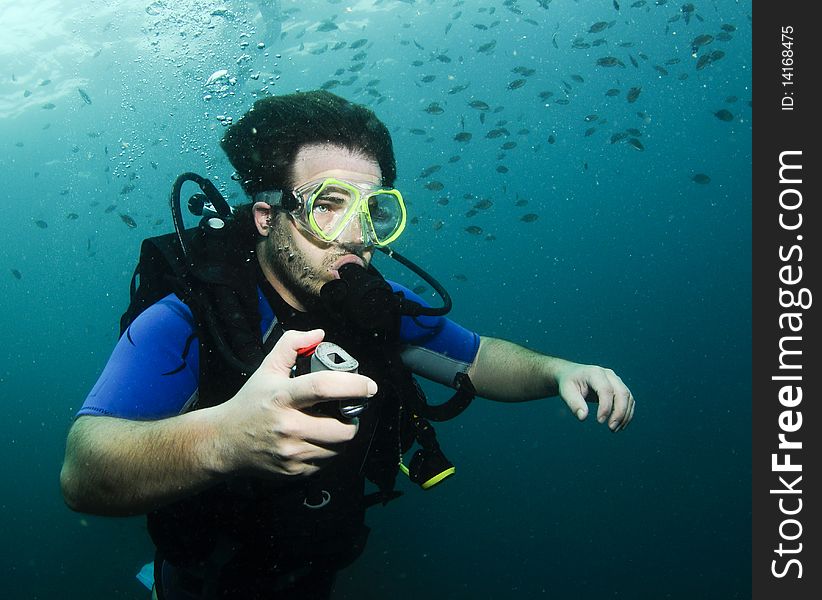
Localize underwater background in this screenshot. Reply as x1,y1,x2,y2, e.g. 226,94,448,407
0,0,751,598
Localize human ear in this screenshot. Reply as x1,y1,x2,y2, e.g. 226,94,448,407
253,201,272,236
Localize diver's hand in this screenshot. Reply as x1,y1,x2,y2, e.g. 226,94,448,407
211,329,377,477
555,363,635,432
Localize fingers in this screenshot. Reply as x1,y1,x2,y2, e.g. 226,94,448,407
261,328,326,377
561,365,636,432
286,369,378,412
588,369,634,432
285,407,360,445
251,407,360,477
561,385,590,421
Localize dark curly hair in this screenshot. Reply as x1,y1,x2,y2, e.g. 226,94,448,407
220,90,397,197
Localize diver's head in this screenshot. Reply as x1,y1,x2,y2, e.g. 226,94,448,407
222,91,401,311
251,143,384,311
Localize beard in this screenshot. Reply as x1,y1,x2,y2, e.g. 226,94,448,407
262,211,368,311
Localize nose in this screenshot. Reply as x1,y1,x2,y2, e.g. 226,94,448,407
336,212,368,245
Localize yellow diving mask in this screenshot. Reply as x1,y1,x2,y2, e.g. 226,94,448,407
257,177,407,247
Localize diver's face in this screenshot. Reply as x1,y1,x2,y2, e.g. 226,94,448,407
256,143,379,310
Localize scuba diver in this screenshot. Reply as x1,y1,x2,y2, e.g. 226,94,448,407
59,90,635,599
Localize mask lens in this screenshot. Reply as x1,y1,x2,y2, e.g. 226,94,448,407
366,191,405,245
308,183,358,240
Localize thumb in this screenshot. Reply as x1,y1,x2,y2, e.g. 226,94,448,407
560,380,589,421
260,328,326,378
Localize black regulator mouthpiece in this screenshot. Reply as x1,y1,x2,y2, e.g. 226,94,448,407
320,263,402,344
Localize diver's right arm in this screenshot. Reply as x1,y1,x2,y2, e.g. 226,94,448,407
60,329,373,516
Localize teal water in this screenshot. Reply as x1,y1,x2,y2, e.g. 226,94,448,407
0,1,751,598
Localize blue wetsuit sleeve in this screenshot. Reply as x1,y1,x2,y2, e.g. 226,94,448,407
389,281,480,388
77,294,200,420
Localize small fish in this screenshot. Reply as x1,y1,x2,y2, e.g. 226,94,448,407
39,79,51,86
584,114,598,122
23,89,32,97
653,65,669,76
42,103,56,110
605,88,621,97
547,134,556,144
453,274,468,281
626,87,642,103
424,181,445,191
570,74,585,83
104,204,117,214
66,213,79,220
627,138,645,151
448,83,471,95
720,24,737,33
501,141,517,150
465,209,478,218
419,165,442,178
412,285,428,295
610,132,629,144
695,54,712,70
34,220,48,229
520,213,539,223
596,56,624,67
613,0,620,9
448,155,461,163
496,165,509,173
713,109,734,122
584,127,597,137
437,197,449,206
690,34,714,56
350,39,368,50
589,21,610,33
424,102,445,115
78,88,92,104
409,128,427,135
477,40,497,53
421,74,436,83
454,132,473,143
468,100,490,110
515,199,528,207
11,269,22,280
119,213,137,228
512,66,536,77
474,199,493,210
464,226,482,235
316,20,339,32
691,173,711,185
507,79,527,90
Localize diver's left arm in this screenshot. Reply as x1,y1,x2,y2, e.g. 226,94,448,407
466,336,635,432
